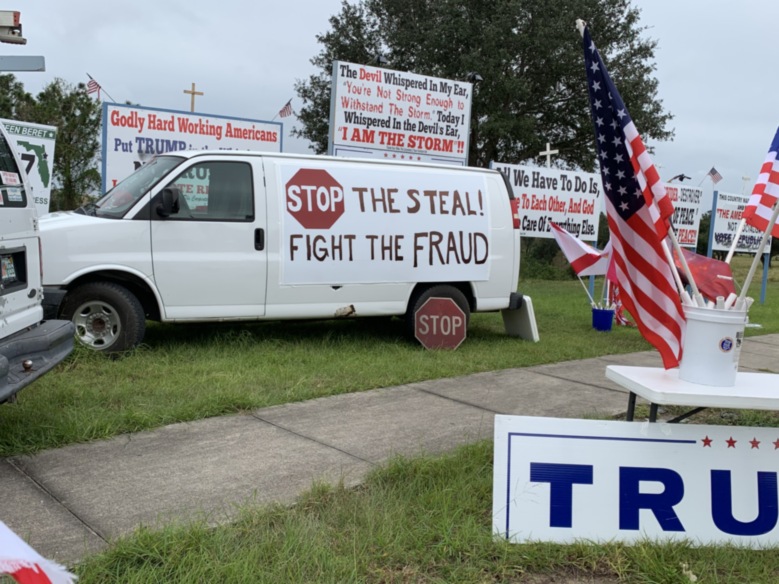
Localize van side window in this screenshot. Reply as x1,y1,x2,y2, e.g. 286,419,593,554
161,161,254,221
0,131,27,208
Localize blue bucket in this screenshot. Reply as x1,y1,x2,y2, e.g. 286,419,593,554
592,308,614,332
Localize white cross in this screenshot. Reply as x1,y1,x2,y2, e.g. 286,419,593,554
539,142,559,167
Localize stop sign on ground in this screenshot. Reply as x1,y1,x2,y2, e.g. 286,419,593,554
414,297,467,350
285,168,345,229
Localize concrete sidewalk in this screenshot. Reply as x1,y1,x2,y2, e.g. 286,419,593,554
2,335,779,565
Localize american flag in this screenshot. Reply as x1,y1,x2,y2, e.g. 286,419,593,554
550,222,611,276
581,23,684,369
743,127,779,237
278,99,293,118
707,166,723,184
86,76,101,99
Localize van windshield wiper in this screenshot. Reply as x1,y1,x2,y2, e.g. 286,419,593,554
74,201,98,216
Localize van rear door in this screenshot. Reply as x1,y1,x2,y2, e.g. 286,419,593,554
149,156,268,319
0,129,42,334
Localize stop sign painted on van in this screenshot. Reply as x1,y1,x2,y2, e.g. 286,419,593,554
285,169,345,229
414,297,467,350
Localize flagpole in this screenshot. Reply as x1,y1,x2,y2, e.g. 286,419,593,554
736,200,779,307
86,72,116,103
725,219,746,264
577,275,597,307
666,229,704,305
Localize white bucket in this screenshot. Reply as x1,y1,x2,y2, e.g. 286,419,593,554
678,305,746,387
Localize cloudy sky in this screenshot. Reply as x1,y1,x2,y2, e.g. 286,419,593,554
7,1,777,206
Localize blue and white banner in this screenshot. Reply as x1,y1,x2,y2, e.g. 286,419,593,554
493,416,779,547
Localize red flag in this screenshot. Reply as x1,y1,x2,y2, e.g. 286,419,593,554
582,24,685,369
673,248,735,302
743,127,779,237
550,222,611,276
0,522,76,584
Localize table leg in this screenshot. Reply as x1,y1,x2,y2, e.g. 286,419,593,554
649,403,659,422
626,392,637,421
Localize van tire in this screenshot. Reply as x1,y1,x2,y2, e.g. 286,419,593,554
60,282,146,354
405,285,470,343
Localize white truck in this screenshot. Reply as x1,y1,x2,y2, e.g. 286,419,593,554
0,123,73,402
40,151,532,353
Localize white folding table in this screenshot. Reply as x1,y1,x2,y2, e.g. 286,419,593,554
606,365,779,423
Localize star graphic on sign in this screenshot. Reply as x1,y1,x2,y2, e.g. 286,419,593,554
726,437,737,448
750,438,761,449
774,439,779,449
701,436,713,447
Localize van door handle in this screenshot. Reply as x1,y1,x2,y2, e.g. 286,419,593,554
254,228,265,251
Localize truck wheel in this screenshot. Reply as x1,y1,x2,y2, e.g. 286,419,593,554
60,282,146,353
405,285,470,341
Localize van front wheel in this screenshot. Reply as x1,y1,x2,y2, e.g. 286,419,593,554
60,282,146,353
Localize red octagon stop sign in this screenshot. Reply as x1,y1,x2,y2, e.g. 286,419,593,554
414,297,467,350
285,169,345,229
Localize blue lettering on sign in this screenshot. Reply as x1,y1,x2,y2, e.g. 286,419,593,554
527,462,779,535
619,467,685,531
529,463,593,528
711,470,778,536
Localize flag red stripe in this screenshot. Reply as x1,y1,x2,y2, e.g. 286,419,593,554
744,147,779,237
606,201,684,368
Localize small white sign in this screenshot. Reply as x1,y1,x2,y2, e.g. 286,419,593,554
1,118,57,216
711,191,770,253
666,184,704,247
490,162,601,241
494,415,779,547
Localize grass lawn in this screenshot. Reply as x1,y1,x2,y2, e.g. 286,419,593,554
2,256,779,582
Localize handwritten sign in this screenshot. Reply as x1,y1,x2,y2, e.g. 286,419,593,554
279,161,491,284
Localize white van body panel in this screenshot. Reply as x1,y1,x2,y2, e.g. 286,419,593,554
40,151,522,349
0,123,73,401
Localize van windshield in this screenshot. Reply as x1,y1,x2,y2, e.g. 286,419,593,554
84,156,185,218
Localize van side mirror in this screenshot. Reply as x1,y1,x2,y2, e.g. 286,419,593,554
156,187,181,218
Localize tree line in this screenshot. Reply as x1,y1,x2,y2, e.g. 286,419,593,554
2,0,669,217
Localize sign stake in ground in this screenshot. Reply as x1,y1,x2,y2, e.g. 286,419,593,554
414,297,467,350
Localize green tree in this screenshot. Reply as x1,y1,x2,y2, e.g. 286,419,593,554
28,79,101,210
294,0,672,170
0,73,35,120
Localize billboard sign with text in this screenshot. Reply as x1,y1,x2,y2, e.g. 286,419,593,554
329,61,472,166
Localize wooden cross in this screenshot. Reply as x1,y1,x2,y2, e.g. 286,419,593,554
183,82,203,112
539,142,559,167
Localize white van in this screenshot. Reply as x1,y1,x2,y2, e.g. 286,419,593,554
0,124,74,402
40,152,530,353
